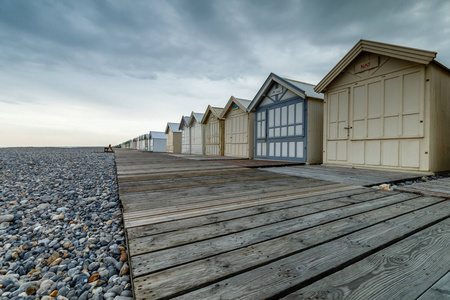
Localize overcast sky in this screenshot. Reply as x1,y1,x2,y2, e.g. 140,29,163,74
1,0,449,147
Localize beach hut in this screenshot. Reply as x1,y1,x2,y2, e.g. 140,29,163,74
138,134,147,151
165,122,182,153
219,96,255,158
188,112,205,155
179,116,191,154
201,106,225,156
248,73,324,163
315,39,450,172
148,131,167,152
132,137,138,150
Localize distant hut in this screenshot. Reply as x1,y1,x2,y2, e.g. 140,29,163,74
220,96,254,158
179,115,191,154
188,112,205,155
149,131,167,152
202,106,225,156
165,122,182,153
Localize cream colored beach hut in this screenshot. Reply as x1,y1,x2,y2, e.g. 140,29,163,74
315,39,450,172
188,112,205,155
248,73,324,163
165,122,182,154
219,96,255,158
201,106,225,156
179,116,191,154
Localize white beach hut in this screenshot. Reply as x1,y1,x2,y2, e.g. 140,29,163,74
188,112,205,155
148,131,167,152
165,122,182,154
201,106,224,156
179,116,191,154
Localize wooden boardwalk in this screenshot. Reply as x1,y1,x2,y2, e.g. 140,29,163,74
263,164,426,186
114,149,450,300
397,177,450,199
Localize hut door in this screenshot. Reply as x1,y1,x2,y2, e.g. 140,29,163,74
327,89,349,162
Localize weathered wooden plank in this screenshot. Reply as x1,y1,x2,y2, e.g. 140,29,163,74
133,196,447,299
120,178,333,212
283,218,450,300
120,173,289,193
418,271,450,300
168,199,450,300
131,193,425,278
124,185,359,228
126,188,371,239
118,168,257,183
128,190,395,254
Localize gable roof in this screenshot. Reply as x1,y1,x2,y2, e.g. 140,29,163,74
201,105,224,124
315,39,437,93
165,122,182,134
248,72,323,111
149,131,166,139
178,115,190,130
219,96,252,119
188,111,204,126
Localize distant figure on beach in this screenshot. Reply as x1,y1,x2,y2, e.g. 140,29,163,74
104,144,113,152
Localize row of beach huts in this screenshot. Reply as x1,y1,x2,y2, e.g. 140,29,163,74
117,40,450,173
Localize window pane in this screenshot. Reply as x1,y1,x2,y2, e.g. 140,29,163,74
296,102,303,123
262,142,266,156
261,121,266,137
275,108,281,126
257,143,261,156
281,106,287,125
269,128,274,137
269,109,274,127
288,104,295,124
288,126,295,136
297,141,304,158
282,142,288,157
289,142,295,157
275,142,281,156
281,127,287,136
296,125,303,135
269,143,274,156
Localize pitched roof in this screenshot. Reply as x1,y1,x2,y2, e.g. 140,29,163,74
248,73,323,111
201,105,224,124
165,122,182,134
149,131,166,139
219,96,252,118
178,115,190,130
188,111,204,126
314,39,437,93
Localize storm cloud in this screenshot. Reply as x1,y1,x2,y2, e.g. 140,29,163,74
1,0,449,146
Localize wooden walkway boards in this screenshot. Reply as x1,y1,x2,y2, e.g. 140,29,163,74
114,149,450,300
397,177,450,199
263,164,426,186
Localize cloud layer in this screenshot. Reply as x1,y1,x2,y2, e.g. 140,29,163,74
1,0,449,146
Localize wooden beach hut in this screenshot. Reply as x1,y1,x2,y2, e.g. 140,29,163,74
201,106,225,156
179,116,191,154
148,131,167,152
165,122,182,154
248,73,324,163
188,112,205,155
315,39,450,172
219,96,255,158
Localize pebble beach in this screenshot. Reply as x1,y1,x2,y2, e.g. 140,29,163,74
0,148,132,300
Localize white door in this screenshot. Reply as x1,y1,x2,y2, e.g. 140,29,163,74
225,112,248,157
327,89,349,162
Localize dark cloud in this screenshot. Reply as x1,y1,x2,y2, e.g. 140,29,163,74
1,0,449,84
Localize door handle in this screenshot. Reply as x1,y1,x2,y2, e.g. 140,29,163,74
344,126,352,130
